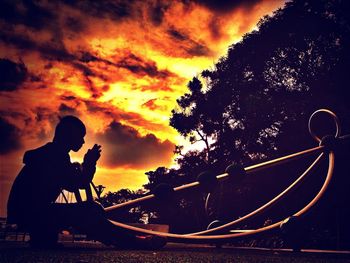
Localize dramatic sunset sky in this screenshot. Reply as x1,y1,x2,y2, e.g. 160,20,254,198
0,0,286,216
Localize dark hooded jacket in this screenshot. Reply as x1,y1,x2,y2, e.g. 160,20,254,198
7,142,92,224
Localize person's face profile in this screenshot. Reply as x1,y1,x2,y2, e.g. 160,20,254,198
69,128,86,152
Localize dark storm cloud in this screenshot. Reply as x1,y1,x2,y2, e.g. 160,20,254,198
78,52,99,63
0,0,138,34
0,59,28,91
0,0,56,30
0,30,106,97
71,61,95,76
72,66,102,99
0,31,74,61
35,107,57,122
1,105,75,145
188,0,263,40
186,43,212,56
59,94,82,115
97,121,174,168
64,17,85,33
77,50,176,96
84,100,111,114
29,74,42,83
168,28,188,41
84,100,143,125
62,0,133,22
61,94,78,101
117,53,173,78
0,118,21,155
0,0,133,33
0,1,71,64
78,51,174,79
149,1,171,26
1,26,175,97
84,100,171,140
0,32,36,51
192,0,261,13
58,104,79,116
208,17,222,40
167,28,212,57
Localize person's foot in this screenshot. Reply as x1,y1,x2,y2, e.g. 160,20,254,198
29,240,64,249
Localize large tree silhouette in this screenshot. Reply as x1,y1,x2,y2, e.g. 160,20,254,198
139,0,350,246
171,0,350,172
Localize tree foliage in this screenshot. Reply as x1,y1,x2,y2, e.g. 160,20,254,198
171,0,350,171
104,0,350,246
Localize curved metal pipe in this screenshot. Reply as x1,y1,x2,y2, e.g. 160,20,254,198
185,153,324,236
108,151,334,242
105,145,324,212
308,109,341,142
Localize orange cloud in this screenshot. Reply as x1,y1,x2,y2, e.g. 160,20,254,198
0,0,286,216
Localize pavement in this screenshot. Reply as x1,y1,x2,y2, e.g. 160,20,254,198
1,242,350,263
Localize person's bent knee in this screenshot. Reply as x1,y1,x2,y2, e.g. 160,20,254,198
91,201,105,215
81,201,105,216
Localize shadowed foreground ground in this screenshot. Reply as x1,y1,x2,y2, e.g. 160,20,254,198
1,242,350,263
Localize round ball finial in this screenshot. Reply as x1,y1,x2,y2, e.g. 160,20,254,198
225,164,246,183
197,171,218,192
152,183,174,200
207,220,222,230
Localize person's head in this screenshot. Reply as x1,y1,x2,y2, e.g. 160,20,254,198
53,116,86,152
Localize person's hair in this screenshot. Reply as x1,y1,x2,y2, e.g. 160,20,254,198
53,115,86,141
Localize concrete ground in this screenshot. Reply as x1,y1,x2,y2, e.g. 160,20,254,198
1,242,350,263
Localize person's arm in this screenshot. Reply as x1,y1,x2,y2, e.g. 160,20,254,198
82,144,102,183
62,144,102,191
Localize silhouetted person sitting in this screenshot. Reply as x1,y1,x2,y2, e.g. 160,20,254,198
7,116,153,248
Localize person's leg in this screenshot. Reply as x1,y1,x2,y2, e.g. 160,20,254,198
24,211,61,248
28,227,59,248
50,201,156,248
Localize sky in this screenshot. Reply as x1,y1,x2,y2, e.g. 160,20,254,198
0,0,286,217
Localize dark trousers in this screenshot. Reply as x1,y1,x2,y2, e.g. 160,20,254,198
21,201,136,247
